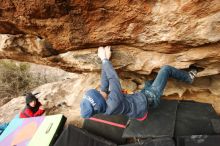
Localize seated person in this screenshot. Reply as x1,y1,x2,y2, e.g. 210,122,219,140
19,93,45,118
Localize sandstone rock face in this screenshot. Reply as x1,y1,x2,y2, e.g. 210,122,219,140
0,0,220,75
0,0,220,123
0,0,220,49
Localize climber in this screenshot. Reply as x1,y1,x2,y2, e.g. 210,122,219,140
19,93,45,118
80,46,199,119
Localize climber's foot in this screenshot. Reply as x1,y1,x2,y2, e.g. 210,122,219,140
188,65,204,81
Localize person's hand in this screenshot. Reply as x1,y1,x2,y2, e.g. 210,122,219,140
105,46,111,60
98,46,106,61
39,106,44,110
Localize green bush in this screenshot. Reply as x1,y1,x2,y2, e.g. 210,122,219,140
0,60,48,104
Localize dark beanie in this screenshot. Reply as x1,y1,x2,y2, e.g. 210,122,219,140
80,89,107,118
26,93,37,104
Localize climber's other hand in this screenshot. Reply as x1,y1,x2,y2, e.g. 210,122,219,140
105,46,111,60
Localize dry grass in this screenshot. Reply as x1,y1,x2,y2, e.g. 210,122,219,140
0,60,48,106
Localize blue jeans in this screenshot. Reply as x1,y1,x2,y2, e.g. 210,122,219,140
101,59,149,118
142,65,193,108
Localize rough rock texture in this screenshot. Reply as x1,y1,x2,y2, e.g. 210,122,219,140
0,0,220,50
0,0,220,74
0,0,220,123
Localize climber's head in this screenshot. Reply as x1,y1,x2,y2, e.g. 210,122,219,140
80,89,107,118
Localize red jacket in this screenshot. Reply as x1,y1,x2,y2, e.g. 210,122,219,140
19,102,45,118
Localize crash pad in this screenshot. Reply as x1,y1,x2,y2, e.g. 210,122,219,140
176,135,220,146
0,114,66,146
54,125,117,146
123,100,178,138
83,114,128,144
119,137,175,146
175,101,220,136
211,119,220,133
